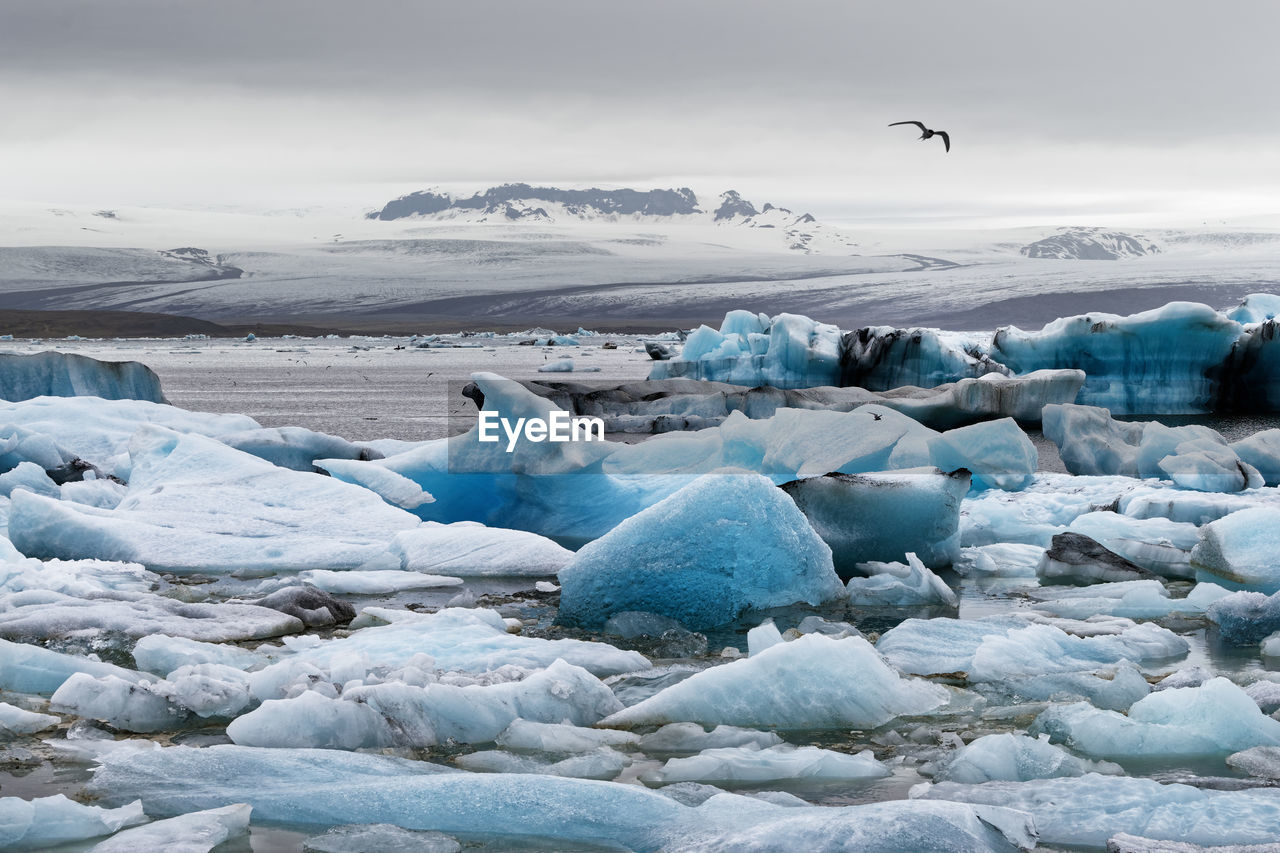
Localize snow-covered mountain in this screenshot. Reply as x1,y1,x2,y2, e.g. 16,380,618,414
1020,227,1159,260
368,184,857,253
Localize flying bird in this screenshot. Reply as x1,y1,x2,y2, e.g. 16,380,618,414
889,120,950,152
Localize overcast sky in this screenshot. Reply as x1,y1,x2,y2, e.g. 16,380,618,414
3,0,1279,226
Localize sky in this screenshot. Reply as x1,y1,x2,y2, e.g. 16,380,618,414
3,0,1279,227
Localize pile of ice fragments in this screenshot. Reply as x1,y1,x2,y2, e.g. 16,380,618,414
7,297,1280,851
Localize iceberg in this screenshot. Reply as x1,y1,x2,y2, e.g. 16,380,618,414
1191,507,1280,592
388,522,573,577
455,747,631,780
84,742,1034,852
0,794,145,850
0,700,59,736
846,553,959,607
1065,511,1199,578
0,637,144,695
780,468,967,575
496,719,641,753
1036,532,1161,583
0,351,165,403
557,471,843,629
651,312,844,388
638,723,783,754
86,804,251,853
935,733,1117,783
0,590,304,643
296,569,463,594
8,426,420,572
216,425,379,472
1033,677,1280,759
602,634,949,730
1208,590,1280,645
640,744,890,786
51,672,185,733
302,825,461,853
917,773,1280,848
228,659,622,749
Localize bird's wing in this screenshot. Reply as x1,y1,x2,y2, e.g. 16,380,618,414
936,130,950,152
888,121,927,131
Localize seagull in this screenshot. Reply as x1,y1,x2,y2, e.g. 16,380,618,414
889,120,950,152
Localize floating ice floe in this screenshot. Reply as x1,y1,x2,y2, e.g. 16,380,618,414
0,794,145,850
780,468,967,574
1033,677,1280,760
0,700,59,737
228,659,622,749
846,553,958,607
915,772,1280,848
84,742,1034,852
934,732,1120,783
456,747,631,780
0,637,144,695
496,719,641,753
557,471,843,629
877,616,1188,679
638,723,783,753
86,803,251,853
602,634,949,730
295,569,463,594
0,590,305,643
1064,511,1199,578
1208,589,1280,645
214,425,379,471
9,426,421,572
1043,403,1265,492
1028,579,1230,620
1191,507,1280,592
641,744,890,786
388,521,574,576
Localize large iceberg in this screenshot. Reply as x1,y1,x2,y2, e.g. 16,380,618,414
651,299,1280,415
557,471,843,629
0,351,166,403
602,634,949,730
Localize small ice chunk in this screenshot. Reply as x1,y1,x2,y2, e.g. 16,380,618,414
936,733,1118,783
303,824,461,853
496,719,640,753
746,620,783,656
455,747,630,780
0,701,59,736
639,723,784,754
0,794,145,849
298,570,462,594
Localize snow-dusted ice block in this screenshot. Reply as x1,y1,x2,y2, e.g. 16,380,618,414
558,471,843,629
0,551,159,598
87,804,251,853
927,417,1037,490
248,608,647,695
9,426,420,572
0,637,143,695
1034,677,1280,759
641,744,890,786
916,773,1280,848
780,468,966,574
0,794,145,850
0,351,165,403
229,659,622,749
876,616,1188,679
603,634,948,730
0,591,304,643
85,743,1034,852
936,733,1115,783
651,312,844,389
389,522,573,577
1192,507,1280,592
